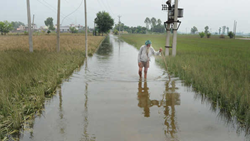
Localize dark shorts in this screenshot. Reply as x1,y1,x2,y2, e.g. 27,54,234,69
139,61,149,68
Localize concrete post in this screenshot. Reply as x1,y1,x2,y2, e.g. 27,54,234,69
172,0,178,56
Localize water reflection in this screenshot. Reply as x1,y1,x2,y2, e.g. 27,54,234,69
58,89,65,134
137,82,150,117
137,81,180,140
194,91,250,137
96,36,113,57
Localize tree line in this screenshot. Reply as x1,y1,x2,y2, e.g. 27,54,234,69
112,17,165,34
0,21,24,35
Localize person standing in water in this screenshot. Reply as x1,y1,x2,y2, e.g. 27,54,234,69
138,40,162,79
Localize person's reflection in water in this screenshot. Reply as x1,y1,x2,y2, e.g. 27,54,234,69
137,81,180,140
137,81,150,117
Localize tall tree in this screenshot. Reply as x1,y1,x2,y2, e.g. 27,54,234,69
144,17,151,30
222,26,226,35
150,17,156,29
157,19,162,26
95,11,114,36
204,26,209,34
44,17,55,31
226,27,229,34
191,26,198,34
219,27,221,34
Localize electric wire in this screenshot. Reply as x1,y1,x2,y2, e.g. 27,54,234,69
103,0,115,17
62,0,83,16
36,0,73,23
61,0,84,25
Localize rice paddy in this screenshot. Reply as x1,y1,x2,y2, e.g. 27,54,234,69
121,34,250,128
0,34,105,139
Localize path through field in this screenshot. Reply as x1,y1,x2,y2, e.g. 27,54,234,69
19,35,248,141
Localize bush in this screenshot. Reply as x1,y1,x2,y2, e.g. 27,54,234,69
113,29,118,35
228,31,235,39
47,30,51,34
207,33,211,38
199,32,205,38
219,34,225,38
69,27,78,33
24,31,28,35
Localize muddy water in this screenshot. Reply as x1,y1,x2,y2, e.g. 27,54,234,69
20,35,249,141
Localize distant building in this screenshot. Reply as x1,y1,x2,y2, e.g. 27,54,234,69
31,24,38,30
16,25,25,31
60,26,70,32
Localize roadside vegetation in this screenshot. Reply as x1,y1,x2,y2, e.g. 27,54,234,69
0,35,105,139
121,34,250,127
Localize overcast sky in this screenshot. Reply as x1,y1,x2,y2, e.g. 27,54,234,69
1,0,250,33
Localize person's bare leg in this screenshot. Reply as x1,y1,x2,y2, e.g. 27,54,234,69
144,68,148,79
139,67,142,78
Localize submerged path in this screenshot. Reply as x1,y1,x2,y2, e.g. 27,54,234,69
20,35,248,141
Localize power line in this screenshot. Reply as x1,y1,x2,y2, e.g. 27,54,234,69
95,0,114,21
61,0,84,24
103,0,115,16
36,0,73,23
43,0,76,22
96,0,112,16
62,0,83,16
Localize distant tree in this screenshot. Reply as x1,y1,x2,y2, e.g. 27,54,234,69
219,27,221,35
153,24,165,33
144,17,151,30
226,27,229,34
228,31,235,39
44,17,55,31
222,26,226,35
69,27,78,33
157,19,162,26
0,21,13,35
150,17,157,29
205,26,209,34
191,26,198,34
11,21,25,31
95,11,114,36
199,32,205,38
0,22,4,35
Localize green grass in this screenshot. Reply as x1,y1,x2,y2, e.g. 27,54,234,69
121,34,250,127
0,35,105,139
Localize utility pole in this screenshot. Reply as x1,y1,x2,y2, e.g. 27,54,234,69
172,0,178,56
165,0,171,56
93,21,95,36
234,20,237,39
32,14,35,28
26,0,33,52
84,0,88,58
118,15,121,36
57,0,61,52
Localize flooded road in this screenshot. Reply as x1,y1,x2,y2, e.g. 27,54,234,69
20,35,249,141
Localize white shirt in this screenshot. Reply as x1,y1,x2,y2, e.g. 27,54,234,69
138,45,161,63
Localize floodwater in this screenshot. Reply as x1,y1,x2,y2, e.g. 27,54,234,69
19,35,249,141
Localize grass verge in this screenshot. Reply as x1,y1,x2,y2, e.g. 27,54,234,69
0,35,105,139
